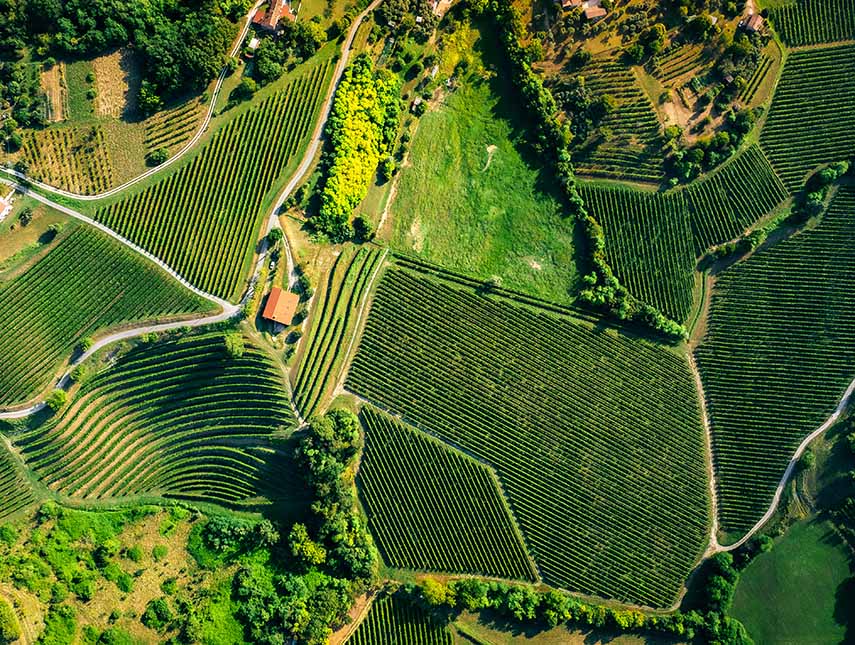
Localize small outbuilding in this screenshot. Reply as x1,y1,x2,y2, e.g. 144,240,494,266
583,6,607,20
262,286,300,326
741,13,764,33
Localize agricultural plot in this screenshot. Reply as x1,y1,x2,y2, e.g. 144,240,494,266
579,184,695,322
685,145,790,254
738,53,772,105
0,226,212,408
650,44,709,83
768,0,855,46
0,447,37,520
144,100,205,155
358,407,536,581
695,187,855,535
347,592,452,645
96,61,333,300
759,44,855,190
22,125,114,194
292,247,383,419
347,268,710,607
572,58,664,183
15,333,298,507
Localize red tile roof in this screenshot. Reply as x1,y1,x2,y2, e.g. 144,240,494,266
262,287,300,325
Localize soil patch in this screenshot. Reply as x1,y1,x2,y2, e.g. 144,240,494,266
39,63,66,123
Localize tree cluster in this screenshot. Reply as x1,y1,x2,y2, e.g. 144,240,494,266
790,161,850,222
375,0,439,42
667,109,758,183
314,55,401,241
250,19,326,86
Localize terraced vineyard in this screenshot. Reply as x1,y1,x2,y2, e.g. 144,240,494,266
0,447,37,520
144,100,205,155
650,44,709,83
760,44,855,190
96,60,333,300
695,187,855,535
23,125,113,194
358,407,536,581
0,226,212,408
15,333,298,506
769,0,855,46
347,593,452,645
572,58,664,182
579,184,695,322
685,145,790,254
347,268,709,607
293,247,384,418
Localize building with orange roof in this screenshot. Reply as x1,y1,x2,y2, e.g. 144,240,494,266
262,286,300,326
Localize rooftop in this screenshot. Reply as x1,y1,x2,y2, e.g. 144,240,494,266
262,287,300,325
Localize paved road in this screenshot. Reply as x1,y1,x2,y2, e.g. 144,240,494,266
0,0,265,201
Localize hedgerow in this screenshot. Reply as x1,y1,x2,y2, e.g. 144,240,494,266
314,55,401,240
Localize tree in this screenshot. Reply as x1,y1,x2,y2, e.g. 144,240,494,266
420,578,450,606
146,147,169,166
46,389,67,413
289,523,327,567
137,81,163,116
224,332,245,359
267,227,283,245
800,448,816,471
232,77,257,101
17,207,33,226
0,599,20,644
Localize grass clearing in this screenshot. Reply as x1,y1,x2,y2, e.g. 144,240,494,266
387,25,579,305
64,59,95,121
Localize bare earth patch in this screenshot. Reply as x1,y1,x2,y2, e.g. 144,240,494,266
408,218,424,253
93,49,140,118
481,144,498,171
39,63,66,123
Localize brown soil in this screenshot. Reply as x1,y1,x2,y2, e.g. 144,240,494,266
93,49,141,119
39,63,66,123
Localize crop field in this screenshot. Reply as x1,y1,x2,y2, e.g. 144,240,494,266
23,125,114,194
0,447,37,520
684,145,790,254
293,247,383,418
695,187,855,535
0,226,211,408
143,100,205,155
347,593,452,645
572,58,664,183
579,184,695,322
759,44,855,190
358,407,537,581
96,60,333,300
347,268,709,607
738,53,772,105
15,333,298,507
768,0,855,46
650,44,709,83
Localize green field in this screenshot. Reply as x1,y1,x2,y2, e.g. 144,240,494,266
768,0,855,46
96,59,333,300
0,446,37,521
347,266,709,607
358,407,536,581
388,30,579,305
695,186,855,535
0,225,212,408
731,518,852,644
760,44,855,190
578,184,695,322
347,592,453,645
14,333,300,509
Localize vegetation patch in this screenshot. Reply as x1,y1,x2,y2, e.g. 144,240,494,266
346,591,453,644
22,125,114,194
768,0,855,46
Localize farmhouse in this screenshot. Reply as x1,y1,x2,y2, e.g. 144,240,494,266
583,6,607,20
741,13,765,33
262,286,300,326
252,0,296,33
555,0,583,9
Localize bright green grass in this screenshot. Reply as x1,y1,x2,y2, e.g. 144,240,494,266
731,518,852,645
388,34,579,304
64,60,95,121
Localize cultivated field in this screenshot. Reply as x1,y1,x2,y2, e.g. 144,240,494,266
96,60,333,299
347,268,710,607
293,247,383,419
358,407,537,581
695,187,855,535
22,126,114,194
15,333,298,507
0,226,211,408
0,447,37,521
347,592,452,645
143,100,205,156
684,145,789,254
768,0,855,46
579,184,695,322
759,44,855,190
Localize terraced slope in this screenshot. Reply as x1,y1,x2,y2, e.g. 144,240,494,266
358,407,536,581
0,226,212,408
347,593,452,645
15,334,298,507
293,247,383,418
96,61,333,300
769,0,855,46
579,185,695,322
695,187,855,535
347,268,710,607
760,44,855,190
685,146,790,254
0,447,38,520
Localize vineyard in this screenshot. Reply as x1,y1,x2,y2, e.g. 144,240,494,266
0,226,211,408
768,0,855,46
685,145,790,254
143,100,205,155
0,447,37,521
358,407,537,581
759,44,855,191
737,53,772,105
347,592,452,645
23,125,114,194
14,333,299,507
346,268,710,607
292,247,383,419
96,60,333,300
695,186,855,535
650,44,710,83
571,58,665,182
578,184,695,322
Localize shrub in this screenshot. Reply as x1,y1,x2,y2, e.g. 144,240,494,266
141,598,173,631
0,599,20,644
223,332,245,359
46,390,67,413
146,148,169,166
